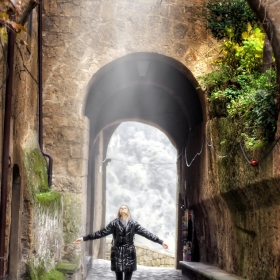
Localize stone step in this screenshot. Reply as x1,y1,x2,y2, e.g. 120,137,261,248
179,261,243,280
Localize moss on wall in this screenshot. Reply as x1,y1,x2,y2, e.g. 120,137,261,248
22,147,49,201
35,191,62,221
207,115,280,279
36,191,62,209
43,269,65,280
209,116,276,191
60,193,82,266
62,193,82,246
24,262,65,280
56,261,79,274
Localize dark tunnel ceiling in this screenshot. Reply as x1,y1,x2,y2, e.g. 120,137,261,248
85,53,203,149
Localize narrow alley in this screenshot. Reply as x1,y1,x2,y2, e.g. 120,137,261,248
1,0,280,279
86,259,191,280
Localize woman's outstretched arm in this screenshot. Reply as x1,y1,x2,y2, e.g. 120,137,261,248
74,221,114,244
135,222,168,249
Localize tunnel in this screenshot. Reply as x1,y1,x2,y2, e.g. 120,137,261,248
83,52,206,268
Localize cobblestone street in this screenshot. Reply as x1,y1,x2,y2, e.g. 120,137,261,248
86,259,191,280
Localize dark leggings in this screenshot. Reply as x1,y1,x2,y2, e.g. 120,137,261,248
115,271,133,280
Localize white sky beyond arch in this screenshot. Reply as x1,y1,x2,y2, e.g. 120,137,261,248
105,122,177,254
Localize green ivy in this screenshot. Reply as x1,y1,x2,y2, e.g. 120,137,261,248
199,24,278,148
227,71,278,145
208,70,278,148
214,26,265,74
205,0,259,43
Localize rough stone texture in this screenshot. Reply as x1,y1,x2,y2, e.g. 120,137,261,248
0,3,85,277
0,7,42,275
42,0,211,278
185,117,280,280
0,0,280,279
105,238,175,267
41,0,280,279
32,196,63,272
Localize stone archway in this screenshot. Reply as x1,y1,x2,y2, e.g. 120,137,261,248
83,52,206,269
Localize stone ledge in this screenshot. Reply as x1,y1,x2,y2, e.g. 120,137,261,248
179,262,243,280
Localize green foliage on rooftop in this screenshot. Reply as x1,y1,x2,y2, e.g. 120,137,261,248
201,1,278,149
205,0,259,44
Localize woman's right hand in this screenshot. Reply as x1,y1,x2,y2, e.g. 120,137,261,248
74,237,83,244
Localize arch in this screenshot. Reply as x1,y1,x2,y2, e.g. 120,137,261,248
83,52,205,268
84,52,206,150
91,118,178,151
105,121,178,253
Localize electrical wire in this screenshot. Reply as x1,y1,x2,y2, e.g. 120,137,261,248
185,134,280,167
105,134,280,168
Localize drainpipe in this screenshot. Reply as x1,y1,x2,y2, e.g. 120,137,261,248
0,23,16,279
38,0,53,187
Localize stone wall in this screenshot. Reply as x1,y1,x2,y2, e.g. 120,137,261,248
42,1,280,279
0,3,80,278
182,114,280,280
0,0,277,279
32,193,63,273
105,239,175,268
1,6,46,277
42,0,211,278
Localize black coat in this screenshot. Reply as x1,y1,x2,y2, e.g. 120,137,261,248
83,218,163,272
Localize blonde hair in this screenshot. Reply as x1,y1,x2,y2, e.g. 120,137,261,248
116,205,132,219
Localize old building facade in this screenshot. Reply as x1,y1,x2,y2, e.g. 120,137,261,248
0,0,280,279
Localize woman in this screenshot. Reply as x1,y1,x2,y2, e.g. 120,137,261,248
74,205,168,280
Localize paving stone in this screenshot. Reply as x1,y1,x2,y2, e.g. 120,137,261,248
87,259,191,280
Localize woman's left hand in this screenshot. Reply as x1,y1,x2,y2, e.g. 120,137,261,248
162,243,168,249
74,237,83,244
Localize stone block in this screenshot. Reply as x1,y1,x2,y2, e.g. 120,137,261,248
160,18,172,34
137,248,143,255
115,3,133,17
43,33,67,47
154,259,160,266
52,175,84,193
70,146,84,159
173,23,188,40
169,5,188,22
174,43,187,58
150,4,169,17
146,251,152,257
43,16,60,33
67,159,84,177
101,3,117,22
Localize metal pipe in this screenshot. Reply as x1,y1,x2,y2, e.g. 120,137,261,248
38,0,53,187
0,24,16,279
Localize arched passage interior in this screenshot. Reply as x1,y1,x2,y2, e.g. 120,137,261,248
84,52,205,268
105,121,178,255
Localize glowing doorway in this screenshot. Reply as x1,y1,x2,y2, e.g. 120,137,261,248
105,122,177,256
